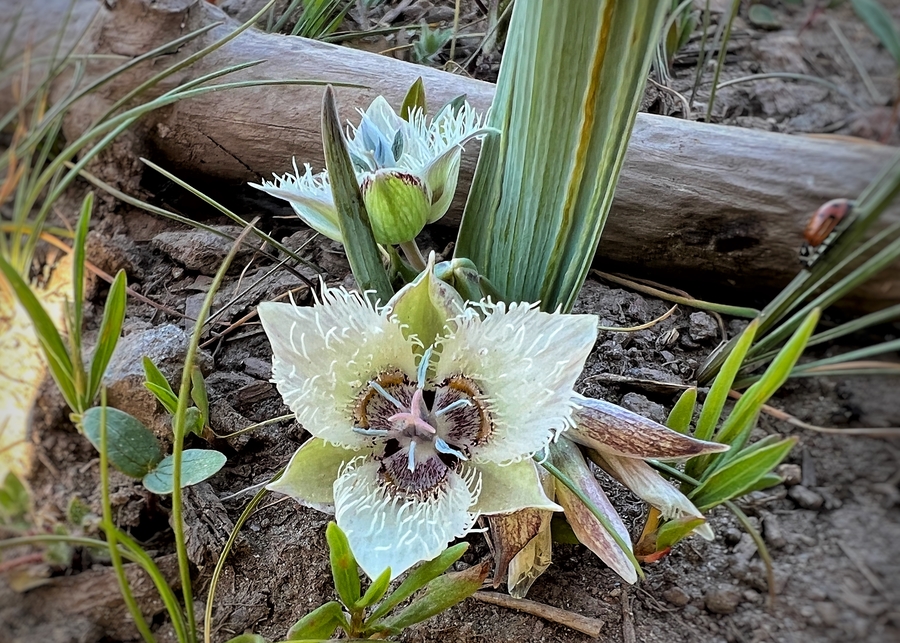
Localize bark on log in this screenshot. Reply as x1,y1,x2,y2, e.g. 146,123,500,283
4,0,899,309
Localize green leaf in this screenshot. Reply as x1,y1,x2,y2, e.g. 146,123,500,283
321,85,393,305
400,77,426,122
285,601,344,640
141,449,227,494
326,521,361,607
82,407,164,478
224,635,269,643
142,356,178,414
656,515,706,550
378,560,490,632
70,193,93,380
190,366,209,431
144,382,179,415
0,252,78,412
711,309,819,464
665,387,696,434
87,270,127,404
367,542,468,622
355,567,392,610
0,471,30,525
185,406,204,437
852,0,900,66
743,472,784,494
689,437,798,510
456,0,669,312
747,4,781,29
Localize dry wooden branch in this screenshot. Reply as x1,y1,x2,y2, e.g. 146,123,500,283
4,0,900,309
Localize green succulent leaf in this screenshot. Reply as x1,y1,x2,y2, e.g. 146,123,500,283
285,601,344,640
689,437,798,510
656,515,707,550
0,252,78,412
141,449,227,495
142,357,178,414
82,407,163,478
191,365,209,431
666,387,697,434
355,567,392,610
326,521,361,607
367,542,468,623
378,560,490,632
852,0,900,66
88,270,127,404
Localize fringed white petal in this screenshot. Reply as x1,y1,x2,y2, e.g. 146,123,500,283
334,458,480,580
258,291,418,449
433,302,598,464
250,160,342,241
598,452,714,541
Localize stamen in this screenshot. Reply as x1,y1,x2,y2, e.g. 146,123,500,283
417,346,434,386
435,398,472,417
369,380,405,409
434,437,468,461
407,441,417,472
353,427,392,437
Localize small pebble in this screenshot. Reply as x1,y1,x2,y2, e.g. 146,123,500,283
662,586,691,607
689,311,718,342
762,513,786,549
788,485,825,510
705,585,742,614
776,463,802,486
620,392,668,424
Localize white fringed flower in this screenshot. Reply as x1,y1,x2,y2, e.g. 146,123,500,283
250,96,489,245
260,263,597,580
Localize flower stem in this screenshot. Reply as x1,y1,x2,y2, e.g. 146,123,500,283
99,397,156,643
399,240,427,272
171,223,256,643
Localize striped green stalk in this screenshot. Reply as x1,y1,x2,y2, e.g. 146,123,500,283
455,0,666,311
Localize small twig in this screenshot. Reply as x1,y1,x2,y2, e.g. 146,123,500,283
838,540,887,595
598,304,678,333
621,589,636,643
827,18,885,106
471,592,604,637
647,77,691,118
0,551,45,574
729,390,900,437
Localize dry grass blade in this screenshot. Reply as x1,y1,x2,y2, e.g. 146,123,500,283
597,304,678,332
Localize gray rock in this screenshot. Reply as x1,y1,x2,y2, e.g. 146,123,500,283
776,463,802,486
662,586,691,607
242,357,272,380
689,311,718,342
620,392,668,424
103,324,214,439
705,585,742,614
762,513,786,549
788,485,824,510
151,225,252,275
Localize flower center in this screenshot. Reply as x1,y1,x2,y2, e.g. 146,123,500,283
353,371,490,495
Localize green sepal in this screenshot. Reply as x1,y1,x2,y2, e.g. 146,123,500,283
191,365,209,432
400,77,426,121
82,407,163,478
285,601,344,640
326,521,361,607
389,257,463,349
362,170,430,245
141,449,227,494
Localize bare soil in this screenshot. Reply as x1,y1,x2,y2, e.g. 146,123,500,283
2,2,899,643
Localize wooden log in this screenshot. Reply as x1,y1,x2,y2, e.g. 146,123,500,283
4,0,898,308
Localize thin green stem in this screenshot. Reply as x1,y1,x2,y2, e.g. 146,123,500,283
99,397,156,643
399,240,427,272
172,225,256,643
537,455,644,579
204,469,282,643
704,0,739,122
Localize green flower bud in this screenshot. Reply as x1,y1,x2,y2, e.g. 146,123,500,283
361,169,431,245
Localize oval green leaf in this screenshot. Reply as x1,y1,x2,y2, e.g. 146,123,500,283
142,449,227,495
82,407,164,478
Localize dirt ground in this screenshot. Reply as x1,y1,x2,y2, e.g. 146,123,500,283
2,1,900,642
